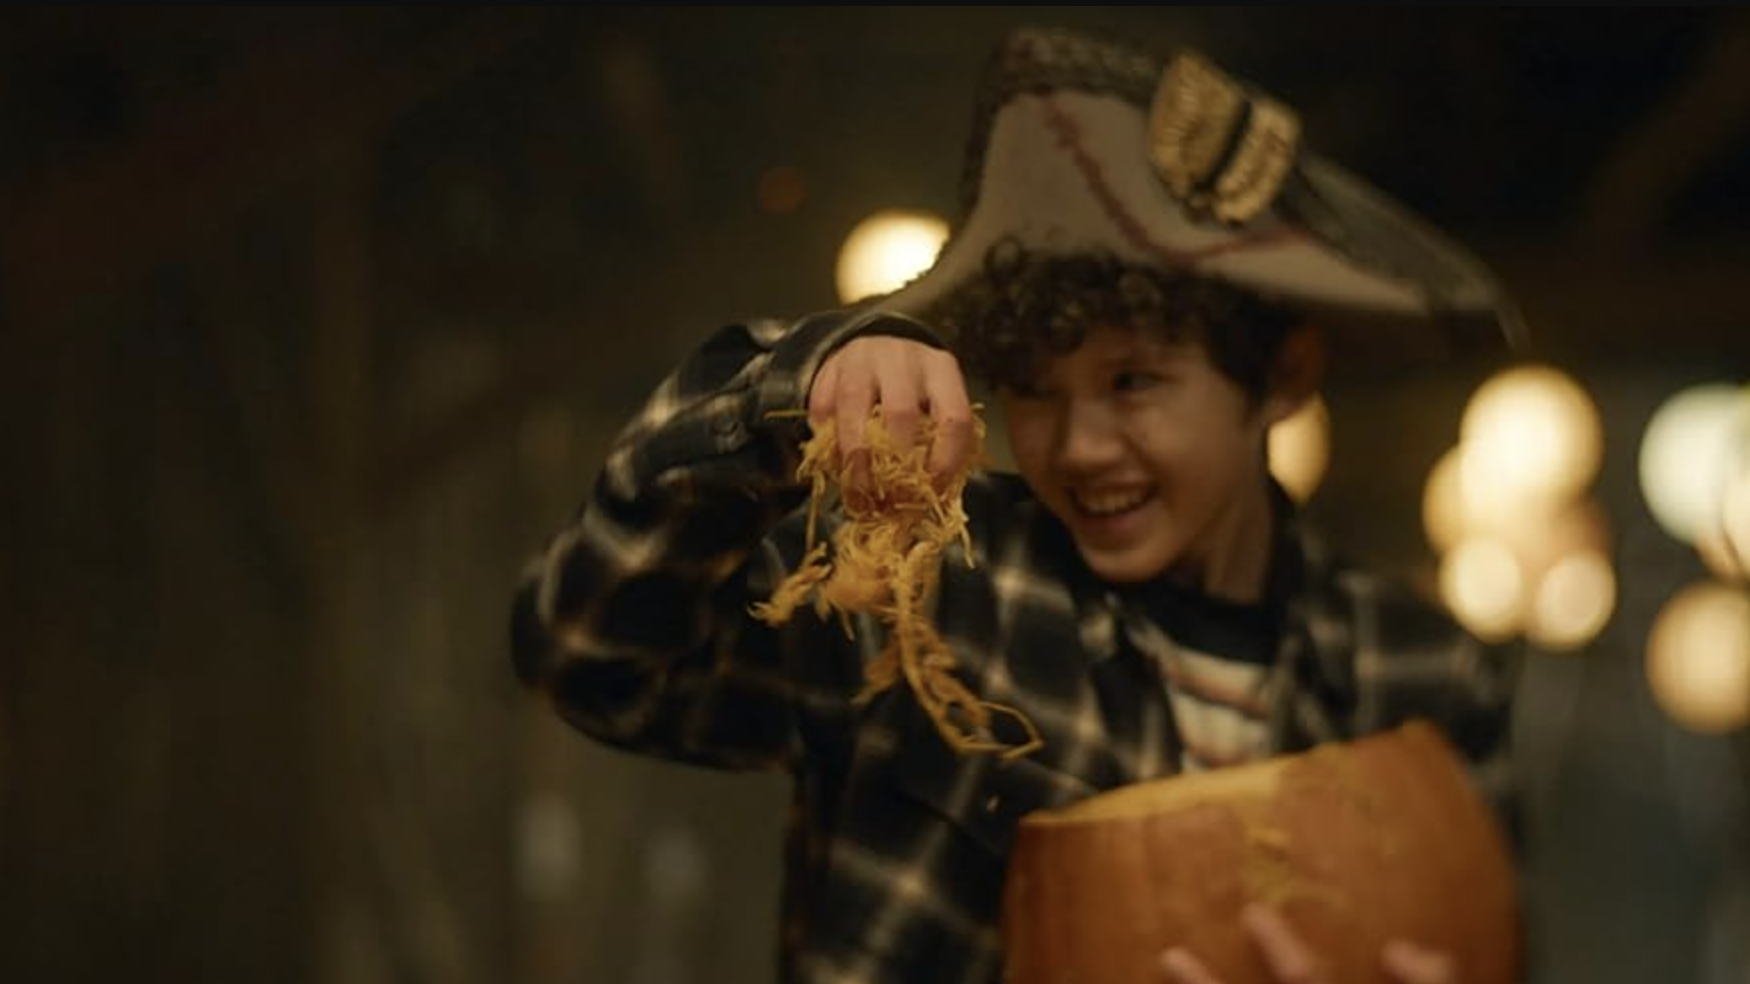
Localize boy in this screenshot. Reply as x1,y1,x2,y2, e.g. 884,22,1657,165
512,25,1524,984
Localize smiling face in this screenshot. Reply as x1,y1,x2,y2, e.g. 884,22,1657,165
1000,326,1305,596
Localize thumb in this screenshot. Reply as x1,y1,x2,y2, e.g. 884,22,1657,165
1382,941,1457,984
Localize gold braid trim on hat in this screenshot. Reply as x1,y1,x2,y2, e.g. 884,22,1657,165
1213,97,1300,223
1149,51,1245,203
1148,49,1301,225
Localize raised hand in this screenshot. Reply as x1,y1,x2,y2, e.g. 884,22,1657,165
808,335,976,491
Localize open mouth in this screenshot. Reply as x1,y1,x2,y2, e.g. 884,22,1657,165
1070,487,1152,518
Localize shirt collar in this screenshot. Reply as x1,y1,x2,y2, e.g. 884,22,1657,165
1075,478,1310,666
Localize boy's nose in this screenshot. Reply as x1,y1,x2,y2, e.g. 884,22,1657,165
1053,400,1124,469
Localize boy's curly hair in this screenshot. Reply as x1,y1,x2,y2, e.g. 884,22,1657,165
923,238,1304,400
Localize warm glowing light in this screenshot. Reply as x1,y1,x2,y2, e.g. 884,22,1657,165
1697,525,1747,583
1422,446,1466,554
1458,364,1603,524
1439,537,1525,641
1646,580,1750,734
1268,395,1330,503
1639,383,1750,545
1720,466,1750,580
1514,497,1611,575
1696,455,1750,583
1426,441,1611,553
834,209,949,304
1526,549,1615,651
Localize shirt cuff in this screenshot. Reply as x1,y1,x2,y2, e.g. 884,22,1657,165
754,308,947,425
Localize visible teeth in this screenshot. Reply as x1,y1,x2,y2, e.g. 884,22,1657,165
1076,489,1148,516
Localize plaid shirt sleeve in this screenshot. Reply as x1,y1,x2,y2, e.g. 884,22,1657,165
509,309,944,771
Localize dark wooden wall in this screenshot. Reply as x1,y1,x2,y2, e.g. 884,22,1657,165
3,8,1746,984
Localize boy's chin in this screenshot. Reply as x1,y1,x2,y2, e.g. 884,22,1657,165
1074,541,1178,585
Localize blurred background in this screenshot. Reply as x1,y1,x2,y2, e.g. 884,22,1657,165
2,7,1747,984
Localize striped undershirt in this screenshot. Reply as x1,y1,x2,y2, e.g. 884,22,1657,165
1120,577,1280,772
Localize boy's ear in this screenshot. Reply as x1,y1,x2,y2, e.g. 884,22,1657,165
1263,324,1328,425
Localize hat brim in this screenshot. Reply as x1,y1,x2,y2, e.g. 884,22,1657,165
875,85,1523,374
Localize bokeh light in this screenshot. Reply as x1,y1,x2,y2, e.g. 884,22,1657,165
1526,548,1616,651
1638,382,1750,545
1646,580,1750,734
1439,537,1525,642
1720,466,1750,580
1268,394,1330,503
1422,446,1467,555
1458,364,1603,525
834,209,948,304
1696,524,1747,583
1427,365,1617,651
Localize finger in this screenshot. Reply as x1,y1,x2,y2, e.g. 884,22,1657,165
1159,948,1225,984
808,356,841,429
834,365,876,494
878,368,924,460
1242,905,1326,984
921,350,974,480
1381,941,1457,984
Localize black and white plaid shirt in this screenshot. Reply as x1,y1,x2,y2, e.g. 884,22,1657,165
511,309,1521,984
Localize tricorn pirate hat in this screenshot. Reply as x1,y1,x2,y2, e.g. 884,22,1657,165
876,26,1527,371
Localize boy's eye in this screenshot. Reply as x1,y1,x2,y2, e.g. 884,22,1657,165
1113,370,1164,392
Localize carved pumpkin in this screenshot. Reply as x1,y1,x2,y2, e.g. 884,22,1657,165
1002,721,1520,984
